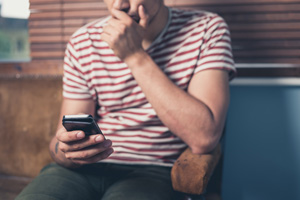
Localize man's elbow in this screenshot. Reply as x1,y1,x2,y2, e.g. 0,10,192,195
190,143,216,155
190,132,221,155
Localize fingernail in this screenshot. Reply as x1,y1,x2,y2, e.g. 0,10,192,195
77,132,85,138
95,135,103,142
104,140,112,148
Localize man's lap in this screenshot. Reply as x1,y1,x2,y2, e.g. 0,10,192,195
16,162,181,200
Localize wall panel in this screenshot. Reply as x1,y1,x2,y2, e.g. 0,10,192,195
24,0,300,74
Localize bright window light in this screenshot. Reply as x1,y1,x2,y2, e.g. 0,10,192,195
0,0,30,19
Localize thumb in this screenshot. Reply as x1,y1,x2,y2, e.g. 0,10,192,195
138,5,149,28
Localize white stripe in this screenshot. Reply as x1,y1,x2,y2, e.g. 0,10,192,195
100,158,174,167
199,55,234,65
106,135,181,143
63,92,91,99
113,144,186,152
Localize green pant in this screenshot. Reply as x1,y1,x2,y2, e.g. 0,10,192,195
16,163,184,200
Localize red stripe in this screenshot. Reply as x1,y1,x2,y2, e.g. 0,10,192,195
63,96,93,101
100,90,143,102
63,90,91,96
64,70,84,84
167,55,198,68
80,59,123,67
65,45,83,74
150,31,204,57
100,97,148,110
77,44,109,52
73,37,91,46
112,138,182,145
63,72,86,87
203,30,230,46
200,52,233,60
63,82,83,90
108,153,180,161
155,51,197,69
171,73,193,83
64,61,78,72
100,115,161,126
96,84,137,95
148,20,206,52
112,145,184,152
165,64,195,76
101,126,167,135
98,109,155,118
72,32,89,41
198,59,235,66
80,65,129,74
207,18,226,32
84,72,132,82
91,77,135,87
106,156,172,163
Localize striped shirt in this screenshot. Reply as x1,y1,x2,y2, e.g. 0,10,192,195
63,7,236,167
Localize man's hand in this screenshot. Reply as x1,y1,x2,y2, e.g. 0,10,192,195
101,5,149,62
55,127,113,166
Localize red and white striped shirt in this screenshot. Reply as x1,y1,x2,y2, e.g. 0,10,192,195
63,8,236,167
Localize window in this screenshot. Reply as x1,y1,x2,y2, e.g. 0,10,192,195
0,0,30,62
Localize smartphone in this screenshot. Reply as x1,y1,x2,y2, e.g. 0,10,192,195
62,114,103,136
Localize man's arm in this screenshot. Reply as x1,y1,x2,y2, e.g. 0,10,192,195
49,99,113,168
126,53,229,154
101,7,231,154
101,6,229,154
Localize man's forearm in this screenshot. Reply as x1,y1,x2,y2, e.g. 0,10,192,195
125,51,227,154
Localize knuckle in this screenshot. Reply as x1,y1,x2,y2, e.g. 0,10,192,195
79,151,89,159
59,144,66,152
71,144,81,151
56,130,63,139
65,153,72,159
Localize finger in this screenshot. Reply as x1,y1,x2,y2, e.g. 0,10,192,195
138,5,149,28
66,147,114,165
56,127,85,143
102,21,120,35
72,148,114,165
65,142,112,160
106,18,125,31
59,134,107,152
101,32,113,46
111,8,131,22
113,0,123,10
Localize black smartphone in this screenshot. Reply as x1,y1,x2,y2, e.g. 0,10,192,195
62,114,103,136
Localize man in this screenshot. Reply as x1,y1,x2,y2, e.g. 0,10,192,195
17,0,236,199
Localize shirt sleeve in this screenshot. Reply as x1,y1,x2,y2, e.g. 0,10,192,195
195,15,236,80
62,41,93,100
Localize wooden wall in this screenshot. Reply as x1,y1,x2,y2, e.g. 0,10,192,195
172,0,300,64
29,0,109,62
1,0,300,75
